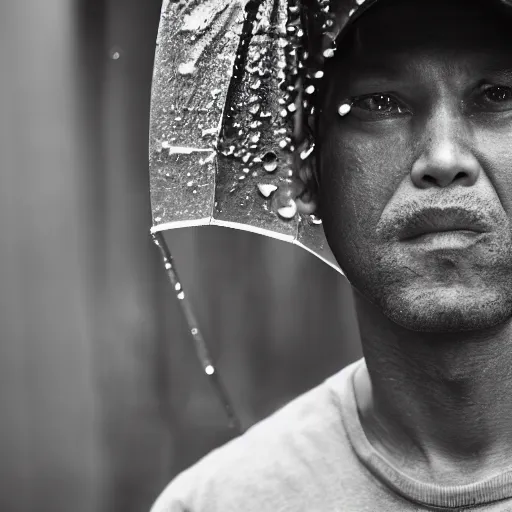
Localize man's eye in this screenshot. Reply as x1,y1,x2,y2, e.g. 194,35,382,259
351,93,410,118
474,85,512,112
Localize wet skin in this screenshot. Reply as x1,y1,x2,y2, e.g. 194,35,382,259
317,0,512,332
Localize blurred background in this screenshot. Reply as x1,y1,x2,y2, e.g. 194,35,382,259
0,1,362,511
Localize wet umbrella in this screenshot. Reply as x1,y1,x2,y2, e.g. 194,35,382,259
148,0,374,431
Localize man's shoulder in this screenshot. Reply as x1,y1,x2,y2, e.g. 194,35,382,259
151,361,361,512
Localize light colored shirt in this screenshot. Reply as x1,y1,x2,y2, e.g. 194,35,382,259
151,359,512,511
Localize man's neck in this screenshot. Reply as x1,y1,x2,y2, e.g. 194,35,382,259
352,289,512,485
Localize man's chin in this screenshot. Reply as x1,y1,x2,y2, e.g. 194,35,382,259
380,286,512,333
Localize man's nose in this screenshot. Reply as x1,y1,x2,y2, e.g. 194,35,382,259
410,107,481,189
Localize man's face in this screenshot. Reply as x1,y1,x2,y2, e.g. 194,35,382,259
317,0,512,332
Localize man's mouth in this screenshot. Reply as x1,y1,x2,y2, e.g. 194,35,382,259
397,207,491,241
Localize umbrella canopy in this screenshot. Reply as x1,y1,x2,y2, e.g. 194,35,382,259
149,0,512,276
148,0,371,275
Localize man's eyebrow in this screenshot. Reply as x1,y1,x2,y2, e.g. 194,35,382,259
481,67,512,82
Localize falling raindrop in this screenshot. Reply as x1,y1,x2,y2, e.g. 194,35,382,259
338,103,352,116
262,152,278,172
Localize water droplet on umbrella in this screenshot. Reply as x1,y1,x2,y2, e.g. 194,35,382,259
249,103,260,114
202,127,217,137
278,200,297,219
300,144,315,160
262,152,278,172
258,183,277,197
178,62,196,75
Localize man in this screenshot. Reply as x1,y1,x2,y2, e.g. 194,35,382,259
152,0,512,509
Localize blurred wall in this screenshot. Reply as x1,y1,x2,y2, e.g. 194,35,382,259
0,1,362,512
